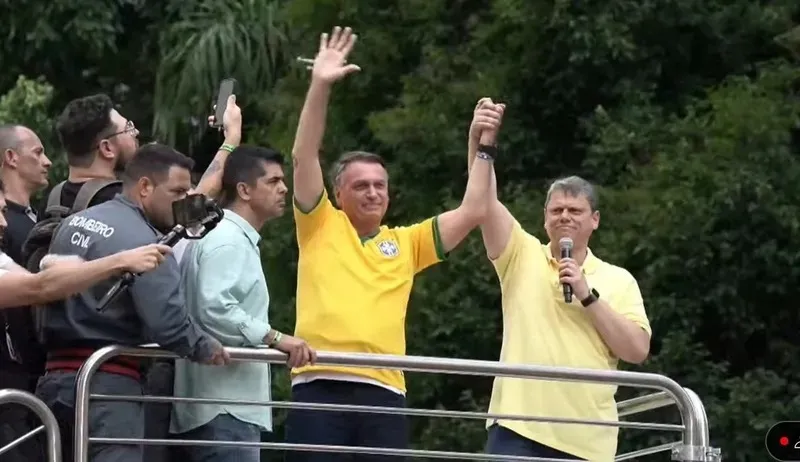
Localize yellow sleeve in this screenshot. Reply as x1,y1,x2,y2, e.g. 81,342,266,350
491,220,529,281
406,216,446,274
293,189,335,247
615,275,652,337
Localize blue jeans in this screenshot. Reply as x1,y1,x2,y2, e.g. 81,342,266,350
284,380,408,461
36,370,144,462
179,413,261,462
485,424,586,460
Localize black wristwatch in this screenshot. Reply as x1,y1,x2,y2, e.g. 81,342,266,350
478,144,498,159
581,288,600,307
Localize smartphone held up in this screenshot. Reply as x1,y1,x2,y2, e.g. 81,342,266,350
210,78,237,130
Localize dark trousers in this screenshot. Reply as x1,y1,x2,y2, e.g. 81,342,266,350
179,413,262,462
0,371,45,462
284,380,408,461
35,370,144,462
142,360,184,462
485,424,586,460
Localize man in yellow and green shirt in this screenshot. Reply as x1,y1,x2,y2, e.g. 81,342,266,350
284,25,505,461
468,136,652,460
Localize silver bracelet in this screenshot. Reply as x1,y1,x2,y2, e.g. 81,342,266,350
476,151,494,161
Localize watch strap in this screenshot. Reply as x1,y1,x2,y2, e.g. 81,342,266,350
478,144,498,159
581,288,600,307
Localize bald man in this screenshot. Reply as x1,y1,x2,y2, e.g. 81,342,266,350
0,124,52,462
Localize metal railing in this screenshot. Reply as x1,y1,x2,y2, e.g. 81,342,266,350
73,345,723,461
0,388,62,462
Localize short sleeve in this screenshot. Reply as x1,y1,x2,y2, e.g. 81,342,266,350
615,275,652,337
404,217,445,274
0,251,12,270
293,188,335,247
491,220,532,280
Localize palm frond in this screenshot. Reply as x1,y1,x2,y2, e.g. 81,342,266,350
775,25,800,60
152,0,288,146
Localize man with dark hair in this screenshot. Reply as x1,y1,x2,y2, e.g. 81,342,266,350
285,26,504,460
36,143,230,462
0,123,52,462
171,145,316,462
53,93,139,207
51,93,239,208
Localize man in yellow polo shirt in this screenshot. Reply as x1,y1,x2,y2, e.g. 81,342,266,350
284,26,505,461
469,139,652,459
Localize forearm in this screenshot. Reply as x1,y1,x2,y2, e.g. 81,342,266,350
292,80,331,162
467,138,499,204
585,299,651,364
35,254,125,304
459,151,493,218
195,131,241,198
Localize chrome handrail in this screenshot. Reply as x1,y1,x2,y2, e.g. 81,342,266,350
0,388,62,462
73,345,721,461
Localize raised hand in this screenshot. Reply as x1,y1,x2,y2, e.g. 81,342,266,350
470,98,506,146
208,94,242,142
312,26,361,84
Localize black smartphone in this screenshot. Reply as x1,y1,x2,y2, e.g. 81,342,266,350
212,78,237,128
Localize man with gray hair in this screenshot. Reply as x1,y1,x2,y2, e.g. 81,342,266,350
469,132,652,460
0,123,52,462
285,25,505,460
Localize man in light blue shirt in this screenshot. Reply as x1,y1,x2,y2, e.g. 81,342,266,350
171,145,316,462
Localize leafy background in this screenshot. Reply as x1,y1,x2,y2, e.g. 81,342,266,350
2,0,800,460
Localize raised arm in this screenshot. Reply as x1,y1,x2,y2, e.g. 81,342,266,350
467,99,515,260
0,244,170,308
292,26,361,211
435,100,505,253
192,94,243,199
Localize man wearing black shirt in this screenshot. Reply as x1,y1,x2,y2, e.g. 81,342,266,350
0,124,52,462
53,93,141,209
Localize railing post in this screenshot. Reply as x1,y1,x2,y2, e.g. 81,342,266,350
0,388,62,462
74,345,723,461
671,387,721,461
74,345,123,462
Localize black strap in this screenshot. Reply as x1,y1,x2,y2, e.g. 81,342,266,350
45,181,66,210
71,178,121,213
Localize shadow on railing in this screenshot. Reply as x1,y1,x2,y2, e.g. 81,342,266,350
0,388,62,462
72,345,722,462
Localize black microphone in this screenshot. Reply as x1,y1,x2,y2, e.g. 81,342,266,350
559,237,573,303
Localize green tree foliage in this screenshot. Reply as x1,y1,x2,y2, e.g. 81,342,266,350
2,0,799,460
0,76,67,182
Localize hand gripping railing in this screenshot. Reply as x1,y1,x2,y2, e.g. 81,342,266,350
73,345,723,462
0,388,62,462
